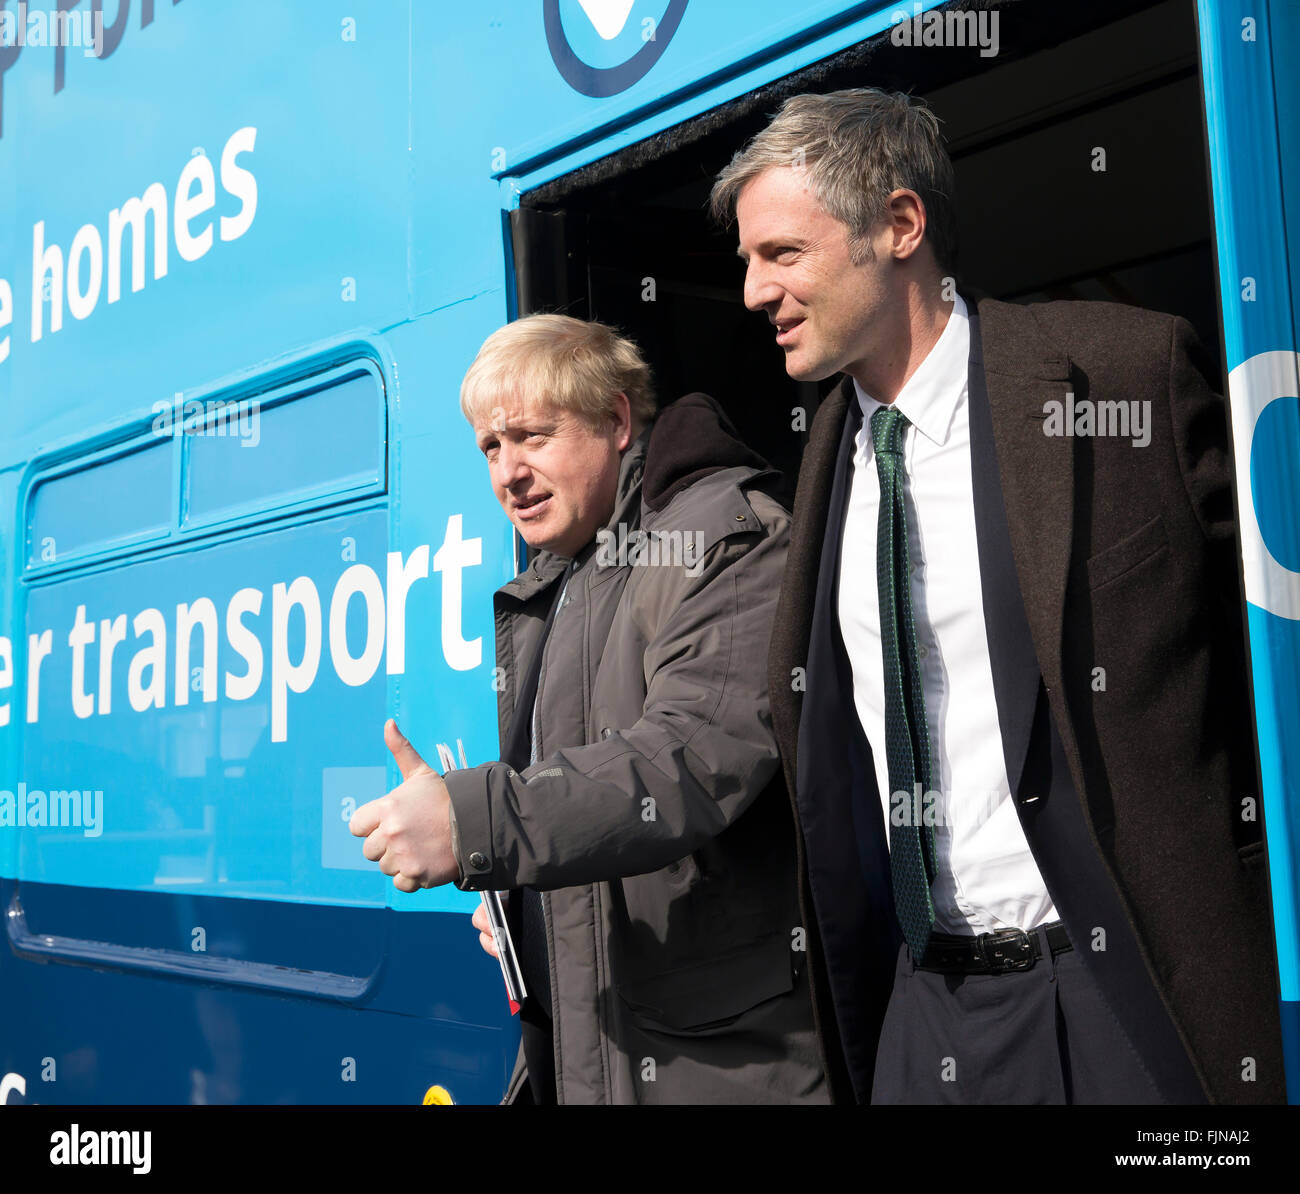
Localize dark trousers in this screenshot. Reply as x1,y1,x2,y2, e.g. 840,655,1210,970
871,924,1165,1104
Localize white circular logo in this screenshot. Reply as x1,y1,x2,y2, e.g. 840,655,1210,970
1228,350,1300,620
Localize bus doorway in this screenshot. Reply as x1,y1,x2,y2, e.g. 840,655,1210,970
508,0,1218,502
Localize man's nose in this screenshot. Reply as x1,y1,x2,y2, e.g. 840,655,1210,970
742,260,781,313
493,441,530,489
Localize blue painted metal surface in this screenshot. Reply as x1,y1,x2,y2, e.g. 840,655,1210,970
1198,0,1300,1102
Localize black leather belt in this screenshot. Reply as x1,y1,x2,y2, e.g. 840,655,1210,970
916,921,1073,974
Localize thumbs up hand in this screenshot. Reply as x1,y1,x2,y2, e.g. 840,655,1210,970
349,719,459,892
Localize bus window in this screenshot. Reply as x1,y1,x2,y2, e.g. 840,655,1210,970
27,440,172,571
183,361,386,532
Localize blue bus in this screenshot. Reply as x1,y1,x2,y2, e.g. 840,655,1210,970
1,0,1297,1104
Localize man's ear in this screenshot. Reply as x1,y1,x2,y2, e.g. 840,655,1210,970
611,390,634,451
887,188,928,262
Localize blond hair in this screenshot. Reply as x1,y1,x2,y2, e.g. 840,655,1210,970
710,88,957,275
460,313,656,432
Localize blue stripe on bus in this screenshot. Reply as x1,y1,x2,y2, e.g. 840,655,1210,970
0,877,518,1105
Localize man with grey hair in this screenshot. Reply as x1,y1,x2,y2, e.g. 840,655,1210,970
350,313,826,1104
711,87,1283,1104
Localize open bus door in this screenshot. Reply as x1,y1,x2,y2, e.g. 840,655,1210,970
505,0,1298,1099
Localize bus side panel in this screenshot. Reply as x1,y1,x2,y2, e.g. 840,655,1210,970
0,2,520,1104
1198,0,1300,1101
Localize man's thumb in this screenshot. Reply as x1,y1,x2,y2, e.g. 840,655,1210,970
385,719,431,780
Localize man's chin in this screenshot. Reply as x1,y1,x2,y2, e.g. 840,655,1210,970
517,529,552,553
513,522,571,558
510,517,548,549
784,354,838,384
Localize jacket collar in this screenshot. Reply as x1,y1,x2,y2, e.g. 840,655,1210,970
641,392,771,512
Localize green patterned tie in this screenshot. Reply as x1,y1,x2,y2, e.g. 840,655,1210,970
871,405,937,961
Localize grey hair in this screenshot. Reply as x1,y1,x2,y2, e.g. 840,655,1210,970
710,88,957,276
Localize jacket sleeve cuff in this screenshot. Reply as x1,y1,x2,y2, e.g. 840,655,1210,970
442,763,502,891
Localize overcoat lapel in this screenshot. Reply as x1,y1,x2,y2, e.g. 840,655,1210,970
967,299,1065,800
973,298,1075,700
770,374,896,1104
809,380,896,1102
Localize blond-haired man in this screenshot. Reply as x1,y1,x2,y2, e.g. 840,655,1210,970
351,314,825,1104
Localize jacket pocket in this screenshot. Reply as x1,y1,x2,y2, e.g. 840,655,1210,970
615,932,795,1034
1086,513,1169,590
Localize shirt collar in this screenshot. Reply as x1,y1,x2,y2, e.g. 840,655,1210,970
852,291,969,448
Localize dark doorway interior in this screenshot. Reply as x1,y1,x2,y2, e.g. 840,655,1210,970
510,0,1217,504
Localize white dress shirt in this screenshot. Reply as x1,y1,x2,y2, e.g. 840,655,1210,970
836,293,1059,936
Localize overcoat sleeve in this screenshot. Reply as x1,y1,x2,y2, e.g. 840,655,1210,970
441,492,790,892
